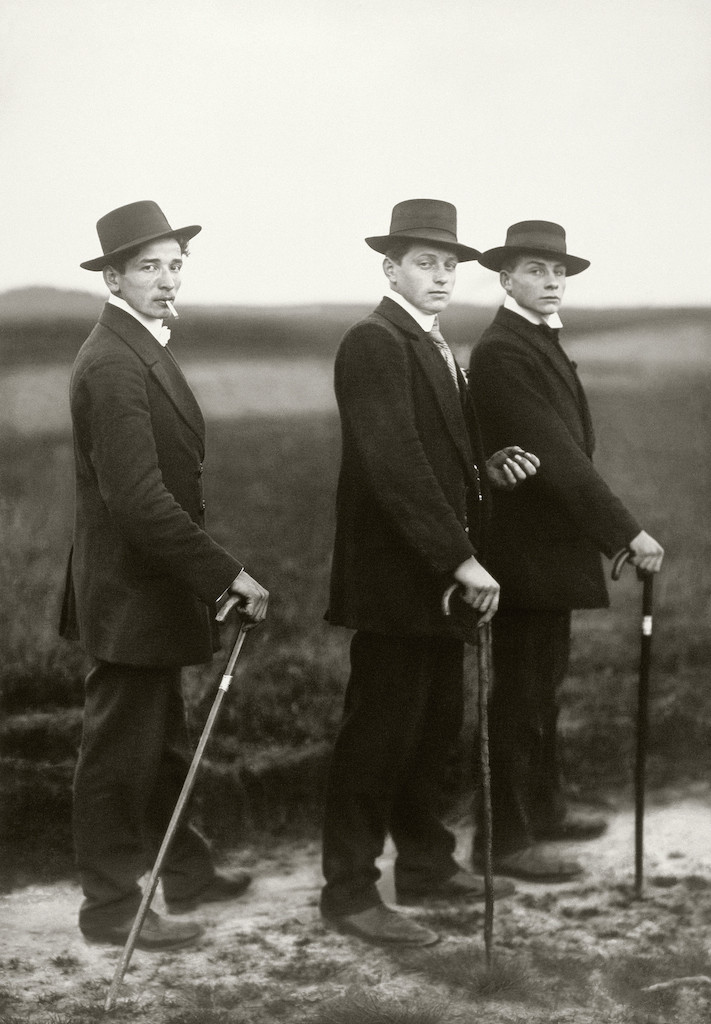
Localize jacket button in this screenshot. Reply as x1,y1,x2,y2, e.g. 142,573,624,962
200,499,206,512
198,463,204,475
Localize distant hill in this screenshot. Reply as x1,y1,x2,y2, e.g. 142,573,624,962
0,286,708,368
0,287,105,320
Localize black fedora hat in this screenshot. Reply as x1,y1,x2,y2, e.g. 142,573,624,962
478,220,590,276
365,199,481,262
81,200,201,271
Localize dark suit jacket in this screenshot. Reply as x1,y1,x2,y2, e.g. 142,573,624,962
469,306,640,610
60,303,241,666
326,296,491,637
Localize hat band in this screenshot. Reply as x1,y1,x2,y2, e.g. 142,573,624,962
390,227,459,242
506,237,566,255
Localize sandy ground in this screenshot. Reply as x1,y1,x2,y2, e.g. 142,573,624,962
2,787,711,1022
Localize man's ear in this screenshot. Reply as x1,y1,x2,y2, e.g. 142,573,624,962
500,270,511,293
383,256,397,284
103,265,120,295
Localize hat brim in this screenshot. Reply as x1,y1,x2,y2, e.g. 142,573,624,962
478,246,590,276
365,233,481,263
80,224,202,271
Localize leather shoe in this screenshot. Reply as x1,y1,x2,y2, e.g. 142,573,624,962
475,846,583,882
322,905,439,947
535,812,608,842
166,869,252,913
397,868,515,904
82,908,203,950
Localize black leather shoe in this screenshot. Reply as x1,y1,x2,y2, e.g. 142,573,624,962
322,905,439,947
535,812,608,842
166,869,252,913
397,868,515,904
474,846,583,882
82,908,203,950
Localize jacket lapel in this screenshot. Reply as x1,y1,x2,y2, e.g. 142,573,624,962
494,307,595,452
374,298,480,485
100,304,205,445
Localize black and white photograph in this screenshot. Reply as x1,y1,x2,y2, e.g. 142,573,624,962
1,1,710,1021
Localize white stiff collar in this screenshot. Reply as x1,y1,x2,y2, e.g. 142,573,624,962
385,290,438,333
504,294,563,329
108,295,170,345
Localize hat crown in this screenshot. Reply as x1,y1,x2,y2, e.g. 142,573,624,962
96,200,173,257
364,198,480,261
389,199,458,242
503,220,568,256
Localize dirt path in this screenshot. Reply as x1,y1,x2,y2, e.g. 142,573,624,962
2,787,711,1023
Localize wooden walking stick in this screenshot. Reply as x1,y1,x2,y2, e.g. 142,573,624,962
104,621,248,1012
442,585,495,968
612,549,655,899
476,618,495,968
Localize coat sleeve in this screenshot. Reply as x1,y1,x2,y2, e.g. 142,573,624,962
75,349,241,603
336,322,475,575
471,340,640,557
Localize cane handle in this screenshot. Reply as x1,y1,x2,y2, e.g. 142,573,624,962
441,583,458,617
612,547,653,583
612,548,633,581
441,582,489,630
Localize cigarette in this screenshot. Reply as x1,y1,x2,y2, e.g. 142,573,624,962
165,300,179,319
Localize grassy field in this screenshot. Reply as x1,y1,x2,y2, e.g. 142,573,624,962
1,307,710,888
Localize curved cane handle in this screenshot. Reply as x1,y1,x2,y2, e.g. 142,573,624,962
612,548,633,581
441,582,459,618
441,582,488,629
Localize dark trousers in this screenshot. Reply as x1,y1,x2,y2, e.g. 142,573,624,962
321,631,464,918
72,661,215,931
474,609,571,856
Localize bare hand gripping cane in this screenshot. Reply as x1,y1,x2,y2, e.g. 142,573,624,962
104,614,248,1012
442,584,495,969
612,548,655,899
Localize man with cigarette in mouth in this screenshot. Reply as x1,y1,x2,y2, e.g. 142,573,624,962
60,200,269,949
468,221,664,882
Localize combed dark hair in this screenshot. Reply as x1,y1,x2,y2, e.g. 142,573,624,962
105,233,191,273
501,251,566,274
384,239,418,264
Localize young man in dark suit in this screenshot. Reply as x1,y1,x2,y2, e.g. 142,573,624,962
321,199,539,946
469,221,664,881
61,201,269,949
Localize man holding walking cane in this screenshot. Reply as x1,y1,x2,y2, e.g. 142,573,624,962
468,221,664,882
60,200,268,950
320,199,539,947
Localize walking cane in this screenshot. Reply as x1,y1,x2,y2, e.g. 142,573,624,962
612,548,654,899
104,617,249,1012
442,585,494,969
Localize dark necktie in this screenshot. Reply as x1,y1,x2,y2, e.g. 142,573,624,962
539,322,578,370
538,322,561,344
430,315,460,389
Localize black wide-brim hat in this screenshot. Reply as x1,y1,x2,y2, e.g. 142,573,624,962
365,198,480,262
478,220,590,276
81,200,202,271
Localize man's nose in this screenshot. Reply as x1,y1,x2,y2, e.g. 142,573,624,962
434,263,449,282
544,272,560,289
158,266,176,289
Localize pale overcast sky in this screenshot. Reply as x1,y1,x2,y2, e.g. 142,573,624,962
1,0,709,308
